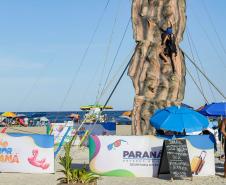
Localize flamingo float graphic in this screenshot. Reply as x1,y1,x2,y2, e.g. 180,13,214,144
28,149,49,170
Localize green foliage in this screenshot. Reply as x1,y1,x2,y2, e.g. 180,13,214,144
57,134,99,184
71,165,99,184
58,142,73,184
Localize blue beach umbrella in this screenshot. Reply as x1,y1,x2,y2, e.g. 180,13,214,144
199,102,226,117
150,106,209,133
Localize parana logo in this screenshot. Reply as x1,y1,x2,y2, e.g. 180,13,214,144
123,150,162,159
107,139,128,151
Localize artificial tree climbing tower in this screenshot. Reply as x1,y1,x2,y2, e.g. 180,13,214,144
128,0,186,135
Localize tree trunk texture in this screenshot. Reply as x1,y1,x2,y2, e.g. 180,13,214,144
128,0,186,135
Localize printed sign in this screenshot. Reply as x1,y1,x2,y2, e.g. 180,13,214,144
89,135,163,177
185,135,215,176
158,139,192,179
0,133,54,173
89,135,215,177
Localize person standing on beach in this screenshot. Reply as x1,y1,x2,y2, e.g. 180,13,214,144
221,118,226,177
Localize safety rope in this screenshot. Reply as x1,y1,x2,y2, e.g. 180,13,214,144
186,30,207,102
97,18,131,103
186,27,216,102
95,0,123,104
54,4,131,148
80,0,122,104
57,0,111,113
186,67,209,103
63,50,132,147
182,49,226,100
64,41,133,149
202,0,226,56
89,55,131,134
52,1,133,152
189,6,226,69
97,49,134,102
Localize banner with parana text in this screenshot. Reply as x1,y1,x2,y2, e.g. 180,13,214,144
0,133,54,173
89,135,215,177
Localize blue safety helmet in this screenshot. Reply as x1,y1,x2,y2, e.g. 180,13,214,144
166,27,173,35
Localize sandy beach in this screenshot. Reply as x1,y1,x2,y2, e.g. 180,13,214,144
0,0,225,184
0,146,225,185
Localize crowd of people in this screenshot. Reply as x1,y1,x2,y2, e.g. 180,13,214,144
0,116,50,127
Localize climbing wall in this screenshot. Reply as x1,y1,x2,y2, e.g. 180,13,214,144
128,0,186,135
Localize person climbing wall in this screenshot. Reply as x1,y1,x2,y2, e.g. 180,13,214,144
159,23,177,73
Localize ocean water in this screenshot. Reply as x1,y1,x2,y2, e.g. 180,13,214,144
7,111,126,123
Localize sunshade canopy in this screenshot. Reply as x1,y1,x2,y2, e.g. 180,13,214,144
80,104,113,110
199,102,226,117
150,106,209,133
1,112,17,118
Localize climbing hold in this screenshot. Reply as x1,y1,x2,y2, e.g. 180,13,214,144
170,75,176,81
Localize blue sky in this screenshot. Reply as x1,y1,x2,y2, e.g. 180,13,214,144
0,0,225,112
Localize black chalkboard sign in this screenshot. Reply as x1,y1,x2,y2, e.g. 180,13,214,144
158,139,192,180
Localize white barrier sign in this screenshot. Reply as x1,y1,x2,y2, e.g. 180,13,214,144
0,133,54,173
89,135,215,177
